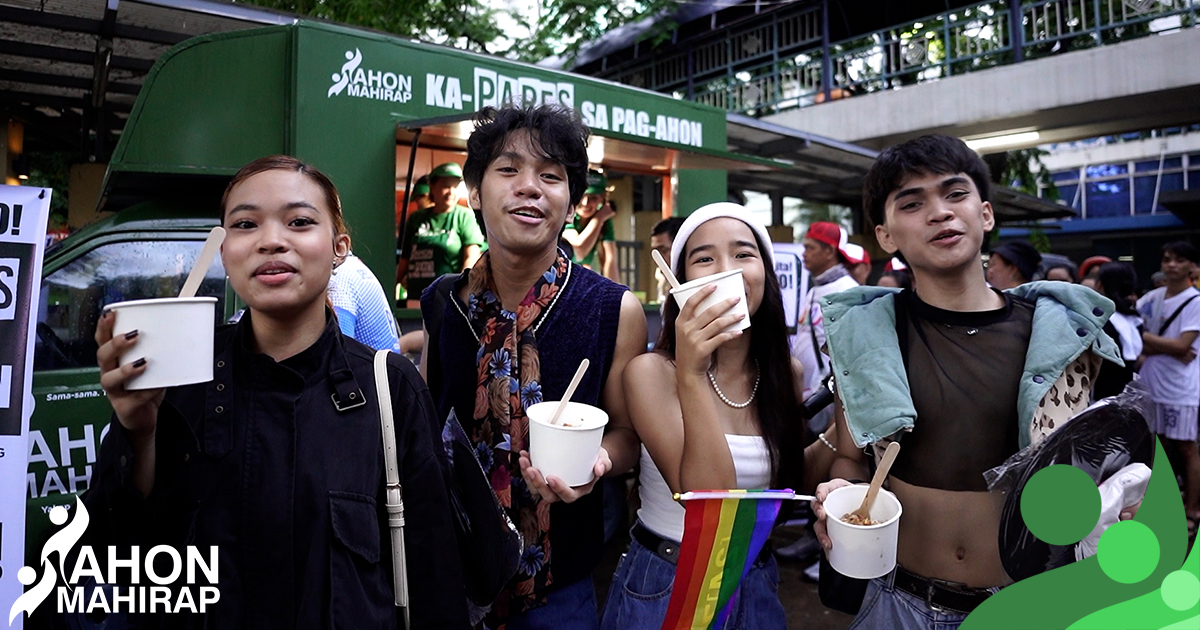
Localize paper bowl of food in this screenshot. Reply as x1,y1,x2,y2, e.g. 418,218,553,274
824,484,903,579
669,268,750,333
526,401,609,487
106,297,217,390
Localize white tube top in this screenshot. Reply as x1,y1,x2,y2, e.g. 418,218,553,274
636,435,770,542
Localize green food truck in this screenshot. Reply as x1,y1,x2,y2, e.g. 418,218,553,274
24,19,786,568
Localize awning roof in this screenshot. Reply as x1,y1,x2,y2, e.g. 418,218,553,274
725,114,1077,224
725,114,877,206
396,113,788,177
990,187,1077,223
1,0,294,155
1161,189,1200,225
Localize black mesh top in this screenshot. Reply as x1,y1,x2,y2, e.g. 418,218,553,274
888,289,1035,491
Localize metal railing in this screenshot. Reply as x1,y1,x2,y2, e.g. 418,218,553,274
1023,0,1196,48
607,5,823,97
608,0,1197,115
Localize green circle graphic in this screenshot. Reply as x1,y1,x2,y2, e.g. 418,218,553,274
1097,520,1159,584
1160,570,1200,611
1020,464,1101,545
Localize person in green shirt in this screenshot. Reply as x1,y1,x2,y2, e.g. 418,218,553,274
398,162,486,298
563,170,618,281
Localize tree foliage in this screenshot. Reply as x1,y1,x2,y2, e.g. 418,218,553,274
508,0,672,64
26,151,72,222
1003,148,1057,200
238,0,507,53
238,0,671,63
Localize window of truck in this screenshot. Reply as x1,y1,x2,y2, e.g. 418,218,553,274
35,239,228,371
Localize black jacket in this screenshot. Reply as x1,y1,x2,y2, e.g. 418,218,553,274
82,313,470,629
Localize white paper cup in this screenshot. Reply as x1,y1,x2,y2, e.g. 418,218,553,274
824,484,903,579
527,401,609,487
669,269,751,333
106,297,217,391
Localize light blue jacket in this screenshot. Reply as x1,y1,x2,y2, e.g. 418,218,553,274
821,281,1123,450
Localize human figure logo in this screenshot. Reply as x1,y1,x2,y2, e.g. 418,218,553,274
327,48,412,103
328,48,362,97
7,498,220,624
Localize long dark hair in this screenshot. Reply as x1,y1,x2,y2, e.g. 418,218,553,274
1097,262,1138,316
656,229,804,490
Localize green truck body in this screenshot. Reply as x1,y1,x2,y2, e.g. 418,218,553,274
25,20,779,562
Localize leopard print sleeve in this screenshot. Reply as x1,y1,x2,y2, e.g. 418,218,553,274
1029,350,1104,447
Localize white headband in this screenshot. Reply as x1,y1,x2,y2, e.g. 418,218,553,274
669,202,775,274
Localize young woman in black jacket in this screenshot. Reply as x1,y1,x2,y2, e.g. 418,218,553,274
87,156,469,629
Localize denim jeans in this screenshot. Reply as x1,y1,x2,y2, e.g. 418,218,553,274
600,530,786,630
848,571,1000,630
505,575,600,630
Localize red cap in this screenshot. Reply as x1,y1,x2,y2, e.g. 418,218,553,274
843,243,870,266
884,257,908,272
1079,256,1111,279
806,221,846,251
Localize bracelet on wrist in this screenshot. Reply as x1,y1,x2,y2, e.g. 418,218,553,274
817,432,838,453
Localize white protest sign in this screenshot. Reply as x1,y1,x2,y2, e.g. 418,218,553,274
772,242,809,333
0,185,51,629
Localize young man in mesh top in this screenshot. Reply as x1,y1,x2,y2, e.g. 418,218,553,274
811,135,1130,629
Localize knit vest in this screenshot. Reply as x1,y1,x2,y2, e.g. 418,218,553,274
421,263,627,587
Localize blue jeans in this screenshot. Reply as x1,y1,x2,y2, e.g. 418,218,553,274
505,575,600,630
600,530,786,630
849,571,1000,630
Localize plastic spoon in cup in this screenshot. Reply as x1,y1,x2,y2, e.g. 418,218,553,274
847,441,901,524
179,226,226,298
548,359,589,426
651,249,682,291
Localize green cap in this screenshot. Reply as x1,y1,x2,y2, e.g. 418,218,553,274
584,170,608,196
412,175,430,197
430,162,463,181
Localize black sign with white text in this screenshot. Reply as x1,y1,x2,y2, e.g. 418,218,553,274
0,241,36,436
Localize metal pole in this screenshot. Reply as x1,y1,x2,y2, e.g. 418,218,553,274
1152,152,1166,214
943,13,952,77
1079,166,1087,219
771,12,779,107
686,49,695,101
726,30,735,111
1009,0,1024,62
821,0,832,102
397,127,422,303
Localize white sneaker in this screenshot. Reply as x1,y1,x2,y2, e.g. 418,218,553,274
803,560,821,582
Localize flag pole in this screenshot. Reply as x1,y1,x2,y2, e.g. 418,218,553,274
674,490,816,502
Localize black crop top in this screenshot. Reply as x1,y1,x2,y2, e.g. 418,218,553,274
888,289,1034,491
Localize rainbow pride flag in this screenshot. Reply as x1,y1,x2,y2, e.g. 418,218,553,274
660,489,806,630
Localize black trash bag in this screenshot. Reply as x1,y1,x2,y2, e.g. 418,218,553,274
985,381,1154,582
441,409,523,610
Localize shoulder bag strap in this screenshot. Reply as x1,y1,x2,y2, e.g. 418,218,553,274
805,290,825,372
1157,294,1199,336
373,349,409,626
